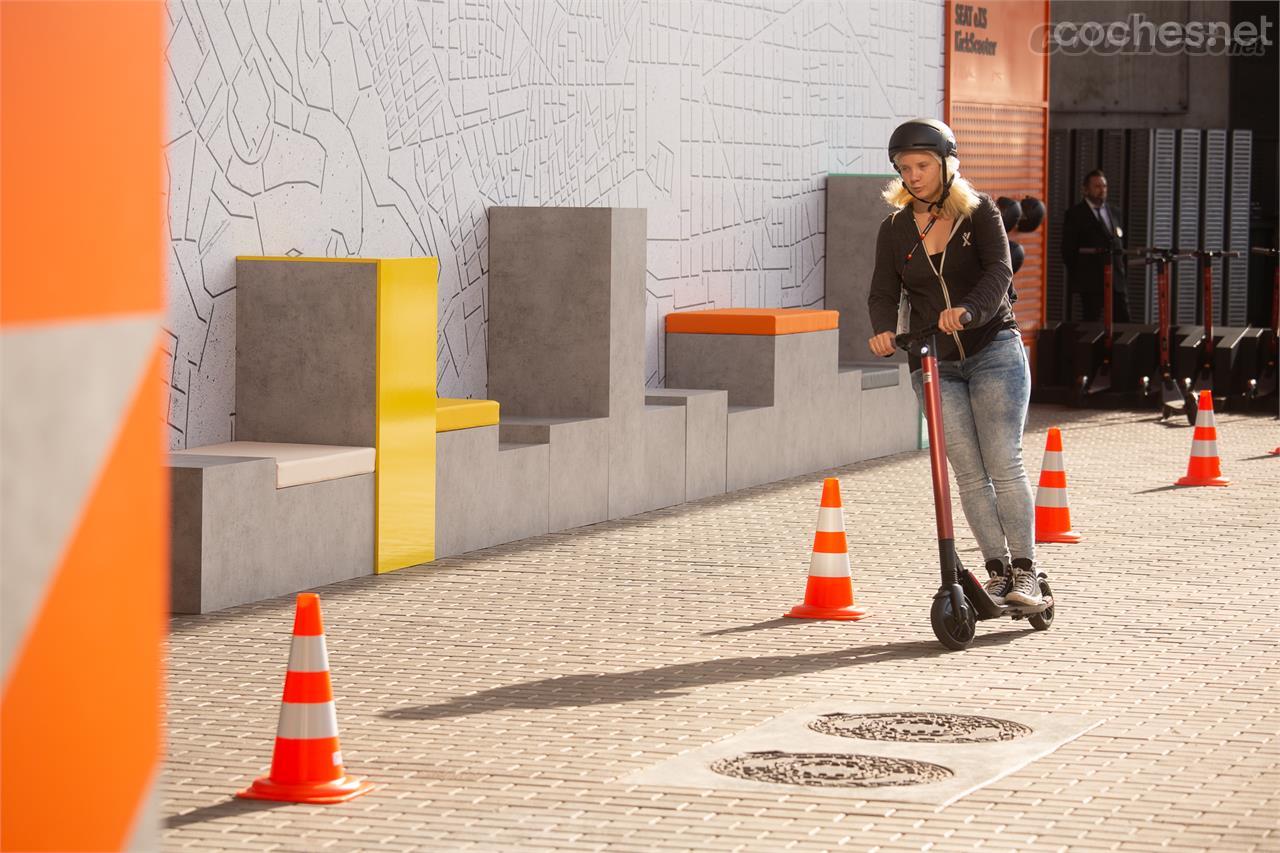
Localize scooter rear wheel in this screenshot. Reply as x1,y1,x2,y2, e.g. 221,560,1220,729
1028,579,1055,631
930,595,976,650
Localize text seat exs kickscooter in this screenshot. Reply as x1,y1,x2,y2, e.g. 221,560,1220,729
895,316,1056,651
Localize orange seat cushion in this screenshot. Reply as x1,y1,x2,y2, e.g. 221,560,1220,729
665,308,839,336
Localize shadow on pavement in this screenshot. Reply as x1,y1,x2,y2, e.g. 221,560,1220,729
164,798,291,829
1133,484,1186,494
381,631,1026,721
700,617,808,636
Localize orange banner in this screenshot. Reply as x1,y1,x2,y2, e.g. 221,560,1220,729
948,0,1049,106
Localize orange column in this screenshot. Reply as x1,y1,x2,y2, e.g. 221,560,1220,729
1,2,166,850
945,0,1051,367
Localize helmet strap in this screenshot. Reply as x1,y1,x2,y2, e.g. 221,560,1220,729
933,159,954,211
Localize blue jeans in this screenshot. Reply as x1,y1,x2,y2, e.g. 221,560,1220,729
911,330,1035,566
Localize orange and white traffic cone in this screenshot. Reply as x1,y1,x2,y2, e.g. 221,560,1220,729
785,478,867,620
1034,427,1081,544
238,593,374,804
1176,390,1230,486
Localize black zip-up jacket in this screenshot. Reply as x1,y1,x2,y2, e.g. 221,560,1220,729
867,193,1016,369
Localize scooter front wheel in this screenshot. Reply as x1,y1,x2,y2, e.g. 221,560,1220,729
930,595,976,650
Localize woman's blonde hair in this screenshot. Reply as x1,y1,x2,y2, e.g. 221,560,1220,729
882,153,980,220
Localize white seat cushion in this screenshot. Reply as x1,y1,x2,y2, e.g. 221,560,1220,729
172,442,375,488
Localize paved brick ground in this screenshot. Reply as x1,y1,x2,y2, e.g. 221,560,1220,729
162,405,1280,852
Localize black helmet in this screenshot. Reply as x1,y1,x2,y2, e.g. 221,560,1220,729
1017,196,1046,232
1009,239,1026,275
996,197,1023,233
887,118,958,167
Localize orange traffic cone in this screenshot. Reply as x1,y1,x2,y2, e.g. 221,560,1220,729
785,478,867,620
1035,427,1081,544
1176,391,1229,486
238,594,374,804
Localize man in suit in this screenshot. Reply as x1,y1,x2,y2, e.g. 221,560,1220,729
1061,169,1131,322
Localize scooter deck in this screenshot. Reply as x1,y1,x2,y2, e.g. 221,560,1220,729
954,570,1054,620
998,596,1054,618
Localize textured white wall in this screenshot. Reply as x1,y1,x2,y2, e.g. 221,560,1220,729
165,0,944,448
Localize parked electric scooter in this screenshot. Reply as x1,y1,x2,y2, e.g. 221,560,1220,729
1184,249,1244,393
894,316,1055,651
1135,248,1198,425
1250,247,1278,403
1076,246,1121,396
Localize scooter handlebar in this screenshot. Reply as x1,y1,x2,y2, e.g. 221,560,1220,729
894,311,972,351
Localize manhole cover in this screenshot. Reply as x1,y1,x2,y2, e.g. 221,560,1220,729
709,751,952,788
809,712,1032,743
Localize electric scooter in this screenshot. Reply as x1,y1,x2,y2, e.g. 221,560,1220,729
1136,248,1198,425
1076,246,1120,396
895,316,1055,651
1250,247,1278,403
1184,249,1244,393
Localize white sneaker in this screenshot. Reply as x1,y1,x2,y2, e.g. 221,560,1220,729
982,571,1011,604
1004,570,1043,607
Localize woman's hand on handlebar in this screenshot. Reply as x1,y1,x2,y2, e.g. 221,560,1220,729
868,331,896,357
938,307,970,334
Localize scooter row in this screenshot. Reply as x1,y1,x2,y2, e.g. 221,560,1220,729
1035,246,1279,424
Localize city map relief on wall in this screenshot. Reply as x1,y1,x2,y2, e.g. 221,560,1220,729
165,0,943,448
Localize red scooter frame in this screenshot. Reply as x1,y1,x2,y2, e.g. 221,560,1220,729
1187,249,1243,393
1133,248,1198,424
1250,247,1278,400
1077,246,1119,395
895,319,1054,651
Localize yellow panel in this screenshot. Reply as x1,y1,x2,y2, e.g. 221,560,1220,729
436,398,500,432
375,258,437,572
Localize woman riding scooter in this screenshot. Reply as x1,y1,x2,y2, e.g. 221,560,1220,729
866,118,1042,608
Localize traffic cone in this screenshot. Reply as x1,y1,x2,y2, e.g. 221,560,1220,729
1035,427,1081,544
238,594,374,804
785,478,867,620
1176,391,1229,486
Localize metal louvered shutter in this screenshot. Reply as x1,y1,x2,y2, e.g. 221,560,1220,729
1175,130,1202,324
1073,129,1099,181
1068,129,1101,320
1203,130,1228,326
1227,130,1253,326
1047,130,1072,323
1100,130,1127,214
1151,129,1177,258
1127,130,1153,321
1132,129,1177,324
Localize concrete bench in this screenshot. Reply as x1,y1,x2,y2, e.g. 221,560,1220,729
665,308,850,489
168,442,375,614
434,400,687,557
839,361,918,459
435,397,554,558
666,308,918,489
643,388,727,502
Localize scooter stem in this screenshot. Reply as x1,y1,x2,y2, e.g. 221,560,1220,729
1158,257,1171,375
921,342,953,544
919,340,962,604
